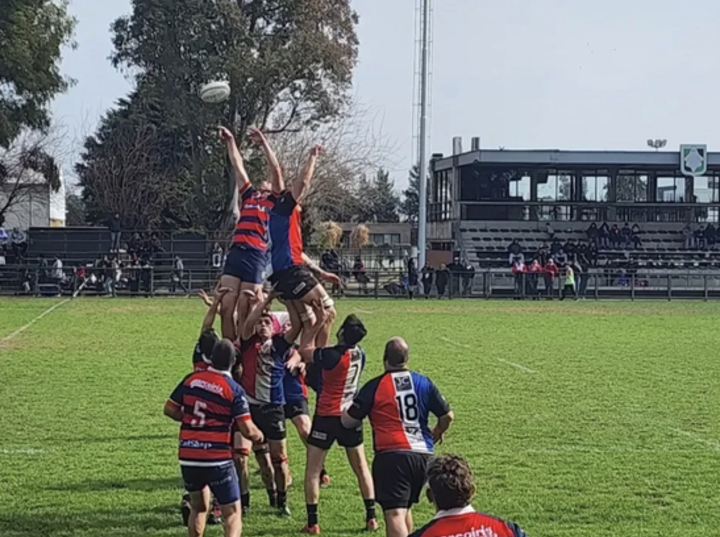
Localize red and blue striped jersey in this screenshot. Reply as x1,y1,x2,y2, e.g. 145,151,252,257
168,368,251,466
239,335,293,405
233,184,275,252
347,370,450,454
268,191,304,271
409,507,528,537
313,345,366,417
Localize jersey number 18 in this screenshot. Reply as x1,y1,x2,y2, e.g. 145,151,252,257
395,393,418,422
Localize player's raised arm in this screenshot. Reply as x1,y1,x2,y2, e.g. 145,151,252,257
199,287,229,335
248,126,284,194
302,252,342,286
292,144,322,202
219,126,250,192
283,300,303,344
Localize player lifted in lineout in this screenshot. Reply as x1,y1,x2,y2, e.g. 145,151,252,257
216,126,282,342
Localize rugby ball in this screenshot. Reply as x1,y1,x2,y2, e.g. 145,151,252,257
200,81,231,104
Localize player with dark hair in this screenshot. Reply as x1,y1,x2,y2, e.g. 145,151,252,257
164,339,264,537
409,455,528,537
235,292,300,516
193,287,229,373
292,315,378,534
267,145,341,350
216,126,282,342
342,337,454,537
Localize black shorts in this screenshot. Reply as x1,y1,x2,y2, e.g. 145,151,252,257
250,403,286,442
284,399,309,420
269,265,319,301
307,415,363,451
373,451,431,511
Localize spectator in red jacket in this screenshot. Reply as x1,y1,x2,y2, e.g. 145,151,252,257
527,258,542,299
543,258,559,299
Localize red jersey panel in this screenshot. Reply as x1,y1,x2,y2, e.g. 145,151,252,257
233,184,275,252
168,369,251,466
314,345,366,417
268,191,304,271
410,507,527,537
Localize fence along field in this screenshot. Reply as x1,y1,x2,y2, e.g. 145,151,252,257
0,298,719,537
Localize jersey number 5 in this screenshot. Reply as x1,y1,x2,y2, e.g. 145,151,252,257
191,401,207,427
395,393,418,422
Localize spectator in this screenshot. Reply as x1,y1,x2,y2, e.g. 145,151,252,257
353,256,370,294
537,242,550,265
555,248,568,266
620,223,633,249
149,232,164,256
550,237,562,257
511,257,526,299
447,257,464,296
586,223,599,247
527,257,542,299
0,245,5,266
108,213,121,252
435,264,450,299
599,222,610,249
682,223,695,250
51,256,64,283
74,265,87,292
577,256,590,299
630,223,642,248
704,223,716,250
10,227,28,259
38,254,49,283
461,259,475,297
560,265,576,300
544,222,555,241
507,240,523,265
610,224,621,248
322,248,342,296
544,258,558,298
695,225,706,250
171,255,189,294
104,256,118,297
140,258,153,296
421,262,434,299
407,258,419,299
0,225,8,248
563,239,576,257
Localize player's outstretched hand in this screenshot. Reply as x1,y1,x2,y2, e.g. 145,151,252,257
310,144,323,157
320,271,342,286
218,126,234,143
198,289,213,308
247,126,266,146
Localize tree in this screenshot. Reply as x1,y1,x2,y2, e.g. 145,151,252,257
65,189,86,226
370,168,400,223
0,129,62,225
0,0,76,148
77,0,360,230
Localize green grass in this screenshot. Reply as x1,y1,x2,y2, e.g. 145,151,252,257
1,297,720,537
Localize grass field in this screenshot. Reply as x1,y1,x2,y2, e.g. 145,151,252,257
1,297,720,537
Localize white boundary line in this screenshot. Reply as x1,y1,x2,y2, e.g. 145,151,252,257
440,337,537,374
1,299,70,343
670,428,720,451
0,448,53,455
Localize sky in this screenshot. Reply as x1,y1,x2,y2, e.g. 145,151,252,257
52,0,720,187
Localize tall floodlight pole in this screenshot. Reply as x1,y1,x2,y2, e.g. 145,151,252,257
417,0,430,268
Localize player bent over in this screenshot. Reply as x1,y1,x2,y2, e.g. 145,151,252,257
292,315,378,534
164,339,264,537
409,455,528,537
217,126,281,341
235,292,300,516
342,338,454,537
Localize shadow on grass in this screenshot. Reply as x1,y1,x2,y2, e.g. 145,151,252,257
46,476,181,493
0,506,178,537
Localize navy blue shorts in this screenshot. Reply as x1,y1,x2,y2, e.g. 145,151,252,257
223,245,267,284
181,462,240,505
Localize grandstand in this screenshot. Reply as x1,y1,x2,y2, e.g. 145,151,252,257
427,142,720,297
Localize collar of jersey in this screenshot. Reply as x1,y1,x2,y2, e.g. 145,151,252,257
433,505,475,520
207,367,232,377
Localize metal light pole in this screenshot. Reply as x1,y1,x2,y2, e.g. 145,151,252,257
647,139,667,152
417,0,430,268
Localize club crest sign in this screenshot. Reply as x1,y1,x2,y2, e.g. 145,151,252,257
680,145,707,177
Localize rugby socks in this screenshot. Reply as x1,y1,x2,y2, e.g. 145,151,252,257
307,503,319,527
241,492,250,509
277,490,288,509
364,499,376,522
267,488,278,508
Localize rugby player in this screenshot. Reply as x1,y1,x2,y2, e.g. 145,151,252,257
294,314,378,534
164,339,264,537
267,144,341,349
217,126,281,342
342,338,454,537
193,287,229,373
235,291,301,516
409,455,528,537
